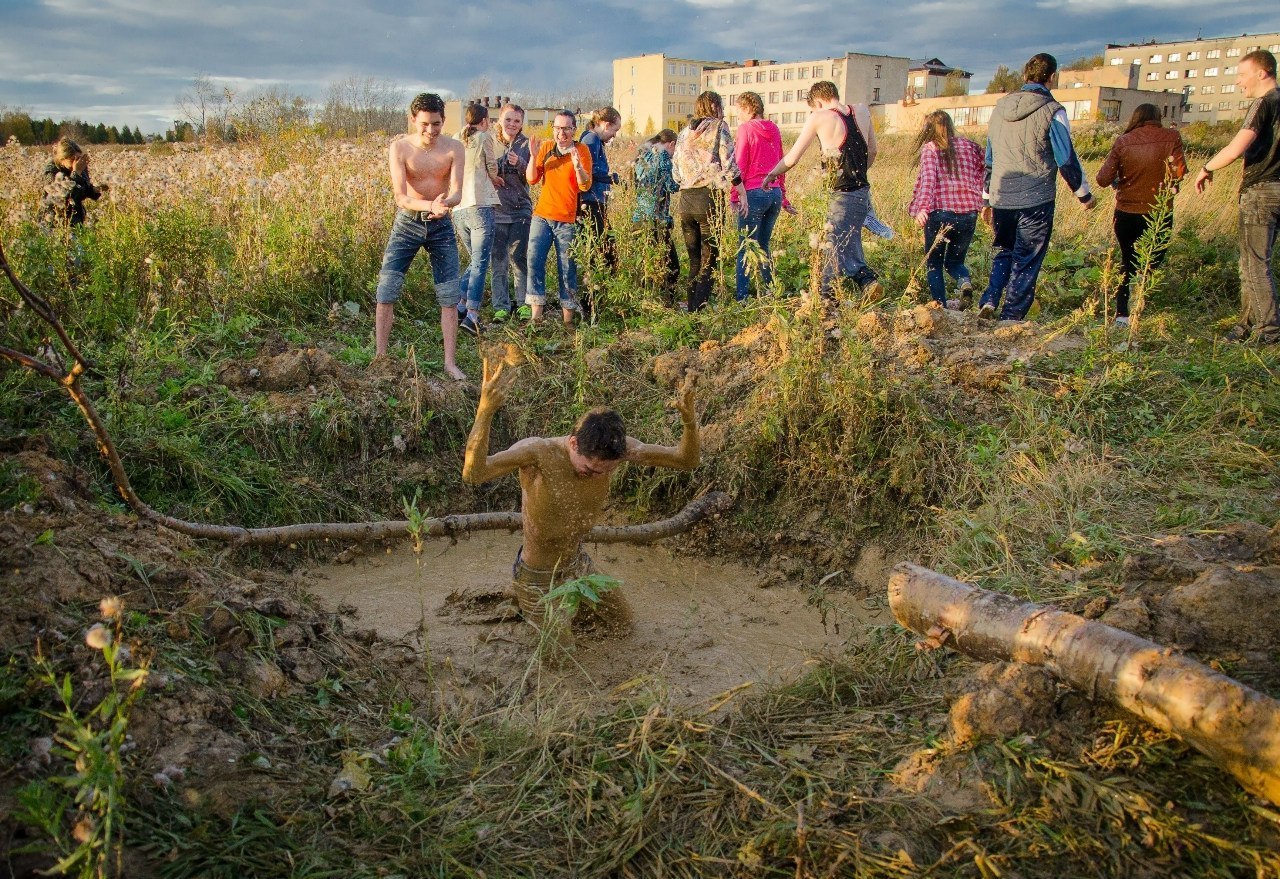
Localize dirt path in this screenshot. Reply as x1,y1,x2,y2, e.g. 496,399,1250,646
305,533,882,707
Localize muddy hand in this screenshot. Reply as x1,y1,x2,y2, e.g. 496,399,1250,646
673,371,698,421
480,352,517,409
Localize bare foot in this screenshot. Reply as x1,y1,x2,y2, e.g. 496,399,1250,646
444,363,467,381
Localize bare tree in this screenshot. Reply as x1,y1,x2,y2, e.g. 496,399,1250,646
234,85,313,138
320,75,406,137
176,74,237,141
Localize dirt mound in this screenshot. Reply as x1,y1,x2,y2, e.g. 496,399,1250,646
0,458,422,824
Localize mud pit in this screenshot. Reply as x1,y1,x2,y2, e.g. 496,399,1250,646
306,533,882,706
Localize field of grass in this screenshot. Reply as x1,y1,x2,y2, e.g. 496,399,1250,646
2,126,1279,877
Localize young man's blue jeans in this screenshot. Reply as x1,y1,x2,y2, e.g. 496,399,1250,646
454,205,495,315
375,211,461,307
490,217,530,313
824,188,877,293
981,201,1054,320
736,187,782,300
1238,181,1280,334
526,215,579,311
923,209,978,306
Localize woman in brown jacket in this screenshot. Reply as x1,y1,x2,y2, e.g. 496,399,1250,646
1096,104,1187,324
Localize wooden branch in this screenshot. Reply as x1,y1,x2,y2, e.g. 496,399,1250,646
888,562,1280,806
0,240,91,370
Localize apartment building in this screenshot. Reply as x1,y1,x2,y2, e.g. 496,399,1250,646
612,54,735,135
879,85,1183,134
700,52,911,131
908,59,973,99
1103,32,1280,123
443,97,559,135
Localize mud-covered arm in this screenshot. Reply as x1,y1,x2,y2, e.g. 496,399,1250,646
626,374,700,471
462,356,535,484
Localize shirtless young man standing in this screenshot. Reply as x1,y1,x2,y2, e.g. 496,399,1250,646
374,93,467,378
762,81,882,298
462,353,700,656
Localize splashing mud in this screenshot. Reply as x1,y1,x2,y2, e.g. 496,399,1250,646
305,533,883,707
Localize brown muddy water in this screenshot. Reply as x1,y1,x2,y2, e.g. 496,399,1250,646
305,532,885,707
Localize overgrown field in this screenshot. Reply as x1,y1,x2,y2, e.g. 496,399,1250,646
2,128,1279,877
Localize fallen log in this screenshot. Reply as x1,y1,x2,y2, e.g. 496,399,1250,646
888,561,1280,806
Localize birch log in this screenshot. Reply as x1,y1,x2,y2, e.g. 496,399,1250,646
888,561,1280,805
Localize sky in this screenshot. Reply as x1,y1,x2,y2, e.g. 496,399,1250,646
1,0,1277,134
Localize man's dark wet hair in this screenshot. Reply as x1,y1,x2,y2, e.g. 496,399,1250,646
572,408,627,460
409,93,446,117
1023,53,1058,85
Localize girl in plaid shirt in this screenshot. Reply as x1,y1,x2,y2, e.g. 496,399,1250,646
909,111,985,309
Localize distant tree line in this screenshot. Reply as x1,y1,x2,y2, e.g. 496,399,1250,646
1,107,146,145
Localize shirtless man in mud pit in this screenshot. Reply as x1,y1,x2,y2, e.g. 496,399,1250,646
462,352,700,658
374,92,466,378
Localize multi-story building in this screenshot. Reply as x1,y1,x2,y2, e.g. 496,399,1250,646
612,54,735,135
1103,32,1280,123
908,59,973,99
879,84,1183,134
700,52,911,131
443,97,560,136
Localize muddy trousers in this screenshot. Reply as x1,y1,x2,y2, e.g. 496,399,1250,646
511,549,595,658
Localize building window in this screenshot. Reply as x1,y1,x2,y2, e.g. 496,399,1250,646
1199,103,1210,111
1225,66,1237,75
1169,52,1181,62
770,70,779,81
783,68,794,80
1110,57,1123,65
769,91,778,103
1187,51,1199,61
874,64,882,78
1219,101,1230,109
1149,54,1163,63
630,65,635,76
1184,69,1196,78
1246,46,1260,53
872,87,881,102
718,74,726,86
1207,49,1221,59
1165,70,1179,79
1146,71,1159,81
668,102,675,114
768,113,778,122
1240,100,1249,109
813,65,824,77
1227,47,1240,56
1223,84,1236,93
757,72,766,83
1200,85,1212,94
782,112,793,124
1272,45,1280,52
798,67,809,79
668,83,676,94
1205,67,1218,77
783,90,794,102
668,63,676,75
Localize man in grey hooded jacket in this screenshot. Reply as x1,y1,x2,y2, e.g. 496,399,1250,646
979,53,1095,321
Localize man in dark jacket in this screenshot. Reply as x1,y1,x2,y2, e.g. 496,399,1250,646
979,53,1095,321
1195,49,1280,345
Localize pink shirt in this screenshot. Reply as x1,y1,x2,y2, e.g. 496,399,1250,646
734,118,788,204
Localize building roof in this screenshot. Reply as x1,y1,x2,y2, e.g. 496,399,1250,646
908,58,972,77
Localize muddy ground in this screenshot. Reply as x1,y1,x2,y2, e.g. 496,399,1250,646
4,306,1280,872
